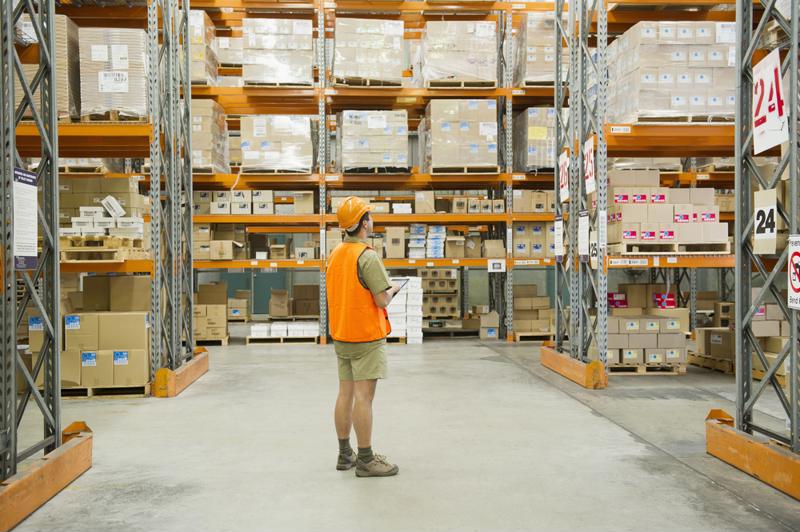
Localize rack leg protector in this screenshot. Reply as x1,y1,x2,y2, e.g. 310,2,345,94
540,345,608,389
706,409,800,501
153,348,209,398
0,422,93,532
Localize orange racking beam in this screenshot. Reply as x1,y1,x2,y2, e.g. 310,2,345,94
540,345,608,389
16,123,152,158
193,214,322,224
605,124,735,158
153,349,210,398
605,255,735,269
60,260,154,274
323,213,507,224
193,259,323,269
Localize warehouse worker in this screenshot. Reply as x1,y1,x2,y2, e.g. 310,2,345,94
327,196,400,478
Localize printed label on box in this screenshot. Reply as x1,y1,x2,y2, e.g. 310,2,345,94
28,316,43,331
710,334,723,345
623,230,637,240
65,315,81,330
651,193,666,203
641,230,656,241
367,114,387,129
113,351,129,366
480,122,497,136
674,213,691,223
98,71,128,93
701,212,717,222
81,351,97,367
111,44,129,70
660,229,675,240
625,321,638,331
91,45,108,62
614,194,629,203
632,194,647,203
665,319,679,330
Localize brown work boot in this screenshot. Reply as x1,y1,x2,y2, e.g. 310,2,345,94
336,449,357,471
355,454,399,477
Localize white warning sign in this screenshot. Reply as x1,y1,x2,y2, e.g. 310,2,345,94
788,235,800,310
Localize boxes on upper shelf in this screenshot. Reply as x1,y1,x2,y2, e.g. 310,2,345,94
333,18,404,85
191,99,230,172
514,13,568,86
422,21,498,86
337,110,409,171
189,10,218,84
240,115,313,172
217,36,244,65
420,99,498,172
514,108,557,171
242,18,313,86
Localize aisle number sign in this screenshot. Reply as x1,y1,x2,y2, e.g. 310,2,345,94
788,235,800,310
753,48,788,154
558,151,570,203
753,189,778,255
583,137,596,194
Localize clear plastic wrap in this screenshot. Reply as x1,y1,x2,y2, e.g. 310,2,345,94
240,115,314,172
191,99,230,173
336,110,409,172
422,21,498,86
217,37,244,65
189,10,219,85
228,132,242,165
79,27,149,118
513,13,567,86
333,18,404,85
15,15,80,119
420,99,498,171
242,18,313,85
513,107,556,172
608,21,736,122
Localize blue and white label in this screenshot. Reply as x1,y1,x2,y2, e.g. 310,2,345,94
240,140,251,149
113,351,129,366
232,309,241,316
488,143,497,153
460,122,469,132
441,123,451,132
28,316,43,331
470,144,478,154
65,315,81,330
81,351,97,367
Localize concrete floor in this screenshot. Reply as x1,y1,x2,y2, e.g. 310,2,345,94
16,336,800,532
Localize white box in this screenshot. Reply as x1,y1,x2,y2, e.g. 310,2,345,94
211,201,231,214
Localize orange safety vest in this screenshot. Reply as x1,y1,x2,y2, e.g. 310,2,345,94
326,241,391,342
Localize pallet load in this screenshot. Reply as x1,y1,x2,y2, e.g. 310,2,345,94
513,13,567,86
419,99,499,174
195,282,229,344
514,108,557,171
386,277,423,343
79,27,148,121
228,290,251,322
292,284,320,316
242,18,313,86
333,18,404,86
15,14,80,121
217,36,244,66
336,110,409,173
591,314,688,372
513,222,556,259
189,10,219,85
191,100,230,173
607,21,736,122
606,169,730,253
192,221,247,260
421,268,460,319
247,320,319,343
421,21,497,87
239,115,314,173
512,190,556,214
512,285,552,339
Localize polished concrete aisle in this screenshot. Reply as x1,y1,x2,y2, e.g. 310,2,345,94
16,340,800,531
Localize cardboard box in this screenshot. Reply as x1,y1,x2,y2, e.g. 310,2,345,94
480,311,500,328
98,312,149,351
621,348,644,365
644,348,665,365
657,333,687,348
445,236,465,258
480,326,499,340
198,282,228,305
112,348,149,386
492,199,505,213
64,313,99,351
629,334,657,349
482,240,505,258
385,226,405,259
622,318,641,333
751,320,780,338
708,329,735,359
608,334,629,349
415,191,435,213
109,275,151,312
80,350,113,387
270,289,290,317
664,347,687,364
82,276,110,311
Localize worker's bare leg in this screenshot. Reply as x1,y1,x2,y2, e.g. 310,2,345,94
335,380,355,439
353,379,377,448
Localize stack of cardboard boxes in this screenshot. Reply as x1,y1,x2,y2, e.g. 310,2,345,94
333,18,404,84
513,222,556,259
608,21,736,121
189,10,218,84
476,307,500,340
387,277,423,343
242,18,313,85
422,21,497,85
514,107,557,171
420,99,498,172
79,27,149,119
336,110,409,171
29,275,152,389
228,290,250,322
602,314,688,365
606,170,729,247
512,285,552,334
514,14,567,86
217,36,244,65
240,115,314,173
193,222,247,261
292,284,320,316
191,99,230,172
512,189,556,214
421,268,460,319
194,189,275,216
194,282,229,342
250,320,319,339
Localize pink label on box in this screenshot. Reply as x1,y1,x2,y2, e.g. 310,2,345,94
651,193,666,203
632,194,648,203
641,231,656,241
614,194,629,203
700,212,717,222
754,305,765,316
623,231,637,240
674,214,691,223
660,230,675,240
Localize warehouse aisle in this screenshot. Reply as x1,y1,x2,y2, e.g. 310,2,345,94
17,340,799,531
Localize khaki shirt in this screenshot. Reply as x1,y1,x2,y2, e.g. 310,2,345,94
333,235,392,355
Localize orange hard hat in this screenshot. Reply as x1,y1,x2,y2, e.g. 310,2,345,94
337,196,372,231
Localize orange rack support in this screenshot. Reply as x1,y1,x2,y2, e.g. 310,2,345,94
540,345,607,390
0,422,93,532
705,409,800,501
153,348,210,398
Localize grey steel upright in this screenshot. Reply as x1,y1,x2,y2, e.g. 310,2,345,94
735,0,799,452
1,0,61,479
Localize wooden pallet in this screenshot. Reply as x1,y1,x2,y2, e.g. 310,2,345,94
243,81,314,88
422,328,478,338
386,336,407,343
61,382,150,398
227,317,250,323
515,331,555,342
191,166,227,175
607,241,731,255
523,80,556,87
608,364,687,376
60,248,150,262
752,369,788,388
635,114,735,124
60,235,144,249
342,167,412,175
266,315,320,322
80,110,148,123
22,113,75,124
426,80,496,89
334,77,402,87
430,166,500,175
196,336,229,346
245,336,319,345
239,168,312,175
688,351,735,374
59,165,106,174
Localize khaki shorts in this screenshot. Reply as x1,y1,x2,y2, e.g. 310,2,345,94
335,340,387,381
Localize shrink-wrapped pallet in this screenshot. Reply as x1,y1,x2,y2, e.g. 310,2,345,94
336,110,409,172
189,10,219,85
240,115,314,172
191,99,230,173
333,18,404,85
513,107,556,172
513,13,568,86
242,18,313,86
217,37,244,65
422,21,498,86
419,99,498,172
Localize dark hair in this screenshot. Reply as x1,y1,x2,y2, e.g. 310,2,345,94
345,211,370,237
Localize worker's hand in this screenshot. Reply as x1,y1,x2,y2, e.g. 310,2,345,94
389,285,401,298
